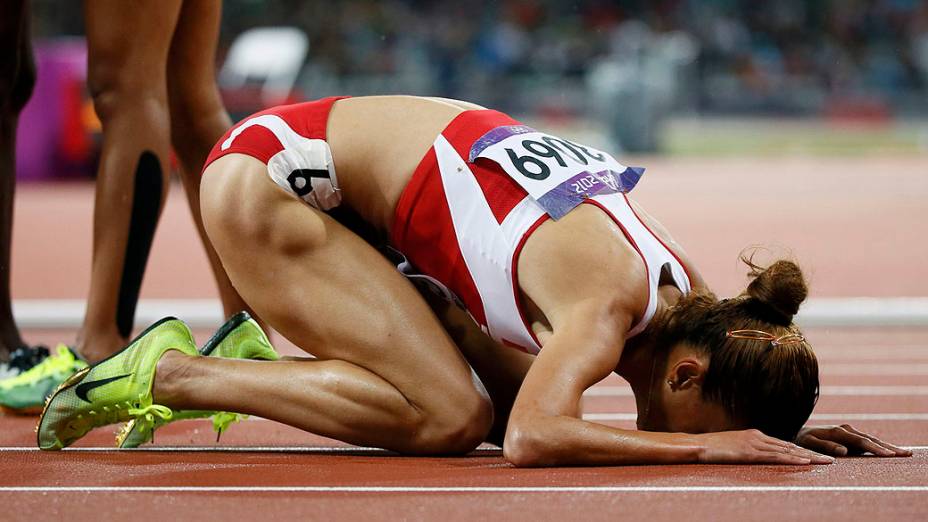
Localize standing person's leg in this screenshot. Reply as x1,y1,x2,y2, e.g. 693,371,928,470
0,0,35,361
77,0,183,363
0,1,184,412
166,0,253,321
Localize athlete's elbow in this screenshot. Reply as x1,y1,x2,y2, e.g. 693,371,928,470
503,420,554,468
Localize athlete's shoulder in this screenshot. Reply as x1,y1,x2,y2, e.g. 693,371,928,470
517,205,650,329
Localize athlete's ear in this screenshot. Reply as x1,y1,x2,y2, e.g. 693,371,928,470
667,357,705,392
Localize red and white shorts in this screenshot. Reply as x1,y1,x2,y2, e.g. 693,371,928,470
203,96,350,211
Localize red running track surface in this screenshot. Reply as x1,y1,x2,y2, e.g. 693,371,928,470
11,156,928,301
6,158,928,520
1,327,926,521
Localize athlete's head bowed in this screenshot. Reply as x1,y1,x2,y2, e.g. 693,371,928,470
639,255,818,441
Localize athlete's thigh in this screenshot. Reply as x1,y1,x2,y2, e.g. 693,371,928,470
428,296,533,441
201,157,485,405
166,0,223,110
83,0,182,82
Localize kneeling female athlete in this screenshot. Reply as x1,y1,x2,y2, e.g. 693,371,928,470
38,96,910,465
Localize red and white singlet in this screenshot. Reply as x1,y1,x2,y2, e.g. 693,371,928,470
204,98,693,354
392,109,692,353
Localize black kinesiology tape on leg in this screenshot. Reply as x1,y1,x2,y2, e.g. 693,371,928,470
116,151,162,338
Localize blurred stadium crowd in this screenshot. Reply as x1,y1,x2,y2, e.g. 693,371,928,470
34,0,928,114
22,0,928,164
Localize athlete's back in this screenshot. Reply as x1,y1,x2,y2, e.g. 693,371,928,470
326,96,477,231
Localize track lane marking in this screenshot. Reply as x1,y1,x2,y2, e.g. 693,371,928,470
821,364,928,375
14,297,928,328
584,413,928,421
1,486,926,493
0,446,498,453
583,386,928,397
812,347,928,359
59,413,925,423
0,446,924,452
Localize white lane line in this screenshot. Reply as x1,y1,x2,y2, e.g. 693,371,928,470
822,364,928,376
813,347,928,359
584,386,928,397
14,297,928,329
799,297,928,327
583,413,928,421
225,413,928,423
806,386,928,396
137,413,928,423
0,446,924,452
1,486,927,493
13,299,223,329
217,413,928,423
0,446,440,453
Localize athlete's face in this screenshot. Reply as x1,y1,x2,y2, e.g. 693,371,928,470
636,346,739,434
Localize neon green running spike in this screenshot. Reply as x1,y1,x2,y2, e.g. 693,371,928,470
211,411,248,441
116,311,278,448
37,317,198,450
0,345,87,415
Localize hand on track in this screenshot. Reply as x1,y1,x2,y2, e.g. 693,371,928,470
696,429,835,465
795,424,913,458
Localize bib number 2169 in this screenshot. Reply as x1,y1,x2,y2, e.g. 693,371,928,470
469,125,643,220
503,135,607,180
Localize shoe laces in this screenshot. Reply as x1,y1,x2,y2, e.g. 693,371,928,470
73,397,172,435
0,345,77,389
128,403,174,428
114,410,244,447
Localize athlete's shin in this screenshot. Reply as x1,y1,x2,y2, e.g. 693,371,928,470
80,149,167,362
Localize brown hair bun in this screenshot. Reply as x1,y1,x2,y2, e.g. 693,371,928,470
742,258,808,326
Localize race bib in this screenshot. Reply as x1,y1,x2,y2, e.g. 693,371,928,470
266,139,342,211
469,125,644,219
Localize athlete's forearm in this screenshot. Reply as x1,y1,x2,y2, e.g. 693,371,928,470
502,304,676,465
505,412,702,467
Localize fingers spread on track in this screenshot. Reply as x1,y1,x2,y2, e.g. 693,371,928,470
840,425,913,457
759,439,833,464
800,435,849,456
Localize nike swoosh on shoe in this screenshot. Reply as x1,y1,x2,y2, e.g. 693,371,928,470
75,374,132,402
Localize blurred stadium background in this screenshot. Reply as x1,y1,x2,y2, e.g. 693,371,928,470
12,0,928,328
20,0,928,182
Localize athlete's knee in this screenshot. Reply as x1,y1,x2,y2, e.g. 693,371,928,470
201,165,295,252
168,74,222,124
201,168,258,243
87,58,167,122
168,84,228,152
410,389,493,455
